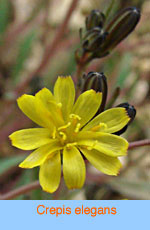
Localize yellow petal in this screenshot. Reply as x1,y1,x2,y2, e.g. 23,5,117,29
39,151,61,193
63,147,86,189
17,94,54,130
72,90,102,127
35,87,54,103
54,76,75,121
9,128,52,150
83,108,130,133
77,131,128,157
36,88,64,126
80,147,122,176
19,141,62,168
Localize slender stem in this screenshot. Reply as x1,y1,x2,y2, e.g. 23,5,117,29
74,52,89,98
15,0,79,96
73,51,87,84
0,181,40,200
128,139,150,150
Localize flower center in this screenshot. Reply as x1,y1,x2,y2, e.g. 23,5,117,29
52,114,81,148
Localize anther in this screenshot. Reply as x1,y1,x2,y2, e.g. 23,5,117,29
59,132,67,141
66,142,77,149
69,114,81,121
99,122,107,131
58,122,71,131
86,141,98,150
52,127,56,139
91,123,107,132
74,123,81,133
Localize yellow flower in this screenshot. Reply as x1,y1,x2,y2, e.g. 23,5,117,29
9,76,130,193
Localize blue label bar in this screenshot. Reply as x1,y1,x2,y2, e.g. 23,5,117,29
0,201,149,230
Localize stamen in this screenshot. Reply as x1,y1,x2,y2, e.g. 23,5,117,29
74,123,81,133
58,122,71,131
52,127,56,139
69,114,81,121
86,140,98,150
66,142,77,149
91,122,107,132
59,132,67,141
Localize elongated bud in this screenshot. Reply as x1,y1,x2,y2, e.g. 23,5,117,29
82,72,107,113
97,7,141,55
114,102,136,135
86,10,105,30
77,7,141,64
82,28,108,52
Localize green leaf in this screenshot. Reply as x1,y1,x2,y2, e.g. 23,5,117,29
108,177,150,199
104,0,119,26
104,0,116,20
11,30,37,84
0,155,27,175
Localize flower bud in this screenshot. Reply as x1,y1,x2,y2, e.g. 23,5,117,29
78,7,141,61
82,28,108,52
96,7,141,56
114,102,136,135
82,72,108,112
117,102,136,123
85,10,105,30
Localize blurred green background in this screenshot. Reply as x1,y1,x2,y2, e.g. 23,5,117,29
0,0,150,200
